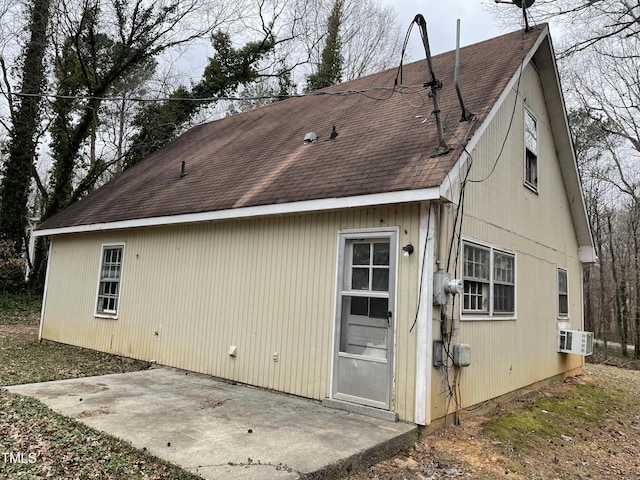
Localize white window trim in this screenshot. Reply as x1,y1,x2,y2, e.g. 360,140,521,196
557,266,569,319
460,238,517,321
524,107,539,193
94,242,126,319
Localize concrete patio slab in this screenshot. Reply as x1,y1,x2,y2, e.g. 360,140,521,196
7,367,418,479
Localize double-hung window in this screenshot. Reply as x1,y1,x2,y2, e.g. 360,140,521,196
462,241,515,318
95,244,125,317
558,267,568,317
524,108,538,191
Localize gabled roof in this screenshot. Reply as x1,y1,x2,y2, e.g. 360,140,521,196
36,23,591,256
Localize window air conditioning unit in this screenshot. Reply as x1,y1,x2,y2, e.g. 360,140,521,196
558,329,593,356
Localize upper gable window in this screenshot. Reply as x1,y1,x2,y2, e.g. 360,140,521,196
524,108,538,192
95,244,125,318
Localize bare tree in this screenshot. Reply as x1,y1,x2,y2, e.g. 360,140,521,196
549,4,640,353
489,0,640,57
340,0,401,81
238,0,402,92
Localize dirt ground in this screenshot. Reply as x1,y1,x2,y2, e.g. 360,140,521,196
0,323,38,338
348,363,640,480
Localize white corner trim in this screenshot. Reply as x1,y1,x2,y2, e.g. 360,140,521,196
415,202,436,426
38,240,53,341
33,187,442,237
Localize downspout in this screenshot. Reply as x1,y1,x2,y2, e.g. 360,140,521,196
415,202,437,425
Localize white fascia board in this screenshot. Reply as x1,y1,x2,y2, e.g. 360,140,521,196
440,26,550,201
539,36,596,252
33,187,442,237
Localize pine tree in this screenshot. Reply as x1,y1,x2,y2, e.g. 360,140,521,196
306,0,344,92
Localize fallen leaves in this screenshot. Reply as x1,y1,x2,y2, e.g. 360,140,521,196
1,294,201,479
0,390,203,479
346,364,640,480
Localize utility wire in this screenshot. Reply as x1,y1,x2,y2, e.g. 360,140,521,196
467,29,528,184
0,84,428,103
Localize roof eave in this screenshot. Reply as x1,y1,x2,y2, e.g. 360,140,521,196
33,187,443,237
534,32,596,260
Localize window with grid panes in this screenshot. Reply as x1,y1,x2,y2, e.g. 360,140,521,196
524,108,539,191
95,245,124,316
463,242,515,317
463,244,490,313
558,267,568,317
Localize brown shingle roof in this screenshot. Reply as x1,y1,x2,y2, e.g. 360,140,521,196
37,25,547,231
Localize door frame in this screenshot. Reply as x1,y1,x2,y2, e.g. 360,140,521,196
330,227,399,410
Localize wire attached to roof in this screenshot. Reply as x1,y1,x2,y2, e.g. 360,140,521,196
414,14,452,157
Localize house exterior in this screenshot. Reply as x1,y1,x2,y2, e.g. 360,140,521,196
34,24,595,425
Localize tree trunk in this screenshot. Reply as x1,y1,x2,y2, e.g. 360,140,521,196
584,266,593,333
634,205,640,360
608,212,629,357
0,0,52,254
596,212,608,357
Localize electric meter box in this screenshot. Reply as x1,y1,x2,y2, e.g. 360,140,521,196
453,343,471,367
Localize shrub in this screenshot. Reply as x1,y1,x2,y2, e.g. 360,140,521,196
0,239,26,293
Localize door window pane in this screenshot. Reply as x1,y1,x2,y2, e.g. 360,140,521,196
370,297,388,319
346,296,388,319
352,243,370,265
373,243,389,265
350,296,368,316
372,268,389,291
351,268,369,290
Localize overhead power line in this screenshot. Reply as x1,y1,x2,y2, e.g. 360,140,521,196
0,84,428,103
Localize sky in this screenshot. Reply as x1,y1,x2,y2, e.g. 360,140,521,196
171,0,533,103
387,0,516,56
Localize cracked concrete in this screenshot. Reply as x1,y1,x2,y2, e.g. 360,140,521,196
7,367,418,479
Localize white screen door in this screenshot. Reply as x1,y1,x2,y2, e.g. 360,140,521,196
332,230,396,410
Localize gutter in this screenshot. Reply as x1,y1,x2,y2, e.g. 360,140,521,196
33,187,444,237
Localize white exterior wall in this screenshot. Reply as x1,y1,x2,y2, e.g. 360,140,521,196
42,205,422,421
